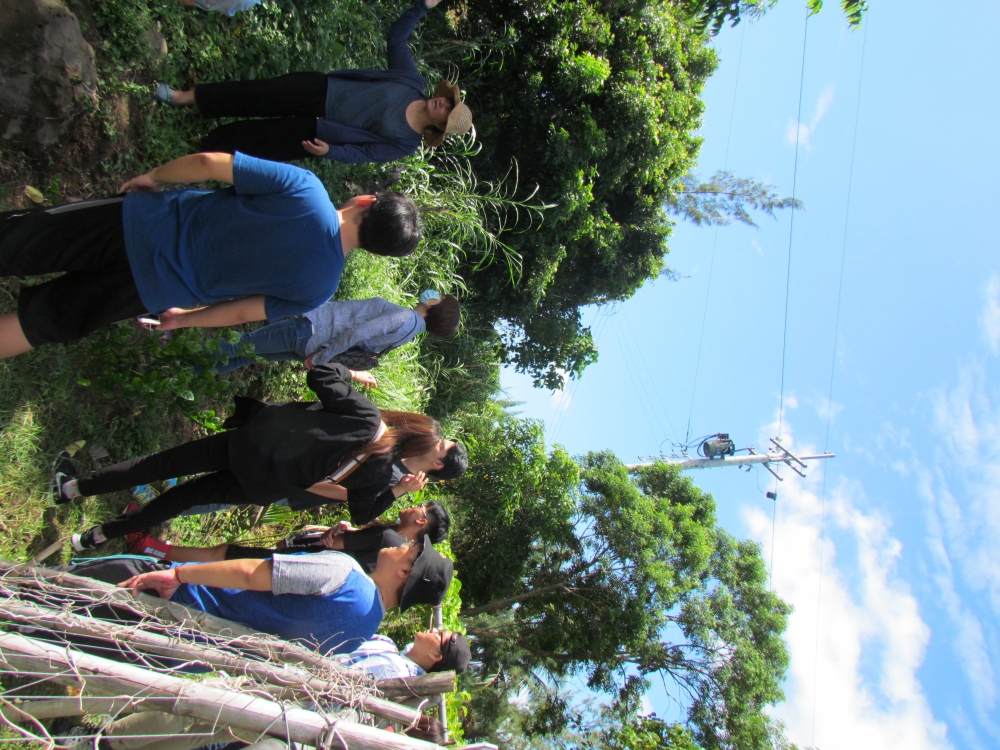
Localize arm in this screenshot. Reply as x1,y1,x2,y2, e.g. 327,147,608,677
306,481,348,501
159,296,267,331
385,0,437,73
318,141,413,164
120,153,235,192
119,558,273,599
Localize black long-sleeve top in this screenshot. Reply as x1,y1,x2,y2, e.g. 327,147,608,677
224,363,382,503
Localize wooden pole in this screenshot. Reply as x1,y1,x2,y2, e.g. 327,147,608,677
0,562,355,676
0,632,440,750
376,672,456,700
0,598,421,727
0,697,166,722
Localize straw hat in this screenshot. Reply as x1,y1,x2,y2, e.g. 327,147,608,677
424,80,473,147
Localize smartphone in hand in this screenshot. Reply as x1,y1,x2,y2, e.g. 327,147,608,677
137,314,161,327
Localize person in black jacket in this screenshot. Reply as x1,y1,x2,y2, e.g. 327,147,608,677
154,0,473,163
53,363,453,551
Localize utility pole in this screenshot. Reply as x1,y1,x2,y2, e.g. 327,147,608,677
628,437,834,482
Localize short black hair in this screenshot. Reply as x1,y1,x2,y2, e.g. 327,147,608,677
417,501,452,544
424,294,461,338
429,440,468,481
358,192,421,257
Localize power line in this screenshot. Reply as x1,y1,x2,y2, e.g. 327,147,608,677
620,307,681,444
811,16,869,748
686,22,747,444
770,9,811,592
611,315,666,445
549,306,612,445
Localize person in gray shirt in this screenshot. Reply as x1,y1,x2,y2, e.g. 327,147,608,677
209,291,459,378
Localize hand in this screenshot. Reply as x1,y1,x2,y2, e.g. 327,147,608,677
119,568,182,600
395,471,428,496
119,173,163,193
350,370,378,388
320,527,340,548
301,139,331,156
424,0,443,7
157,308,189,331
303,353,316,370
336,520,356,533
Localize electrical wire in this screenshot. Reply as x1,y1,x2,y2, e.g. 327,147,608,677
769,9,811,592
810,16,869,748
685,21,747,444
548,306,612,445
611,315,664,445
620,307,681,443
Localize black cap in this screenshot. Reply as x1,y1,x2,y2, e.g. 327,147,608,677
434,632,471,674
399,537,453,612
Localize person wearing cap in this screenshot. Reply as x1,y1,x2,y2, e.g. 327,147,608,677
206,291,461,377
71,537,454,656
152,0,473,164
340,629,471,680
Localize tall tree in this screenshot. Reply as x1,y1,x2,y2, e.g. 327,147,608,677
434,0,717,388
450,447,792,749
683,0,868,35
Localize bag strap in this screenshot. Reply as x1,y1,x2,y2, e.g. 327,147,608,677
327,421,388,483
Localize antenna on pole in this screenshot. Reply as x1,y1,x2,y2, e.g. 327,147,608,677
626,432,834,481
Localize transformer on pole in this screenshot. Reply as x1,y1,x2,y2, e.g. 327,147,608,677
628,435,834,482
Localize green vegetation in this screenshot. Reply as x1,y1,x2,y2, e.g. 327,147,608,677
0,0,800,745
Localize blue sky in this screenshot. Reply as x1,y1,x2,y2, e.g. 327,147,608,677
501,2,1000,748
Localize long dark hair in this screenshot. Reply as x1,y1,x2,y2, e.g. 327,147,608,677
360,411,441,460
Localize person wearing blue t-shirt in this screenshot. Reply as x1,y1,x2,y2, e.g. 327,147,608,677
0,152,420,360
71,537,454,656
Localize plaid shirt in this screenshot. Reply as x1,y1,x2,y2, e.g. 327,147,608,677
337,634,425,681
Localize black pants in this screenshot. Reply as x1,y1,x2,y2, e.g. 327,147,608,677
78,432,260,539
196,73,326,162
0,199,146,346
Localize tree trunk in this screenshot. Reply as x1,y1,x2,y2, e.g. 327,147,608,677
459,581,571,616
0,632,440,750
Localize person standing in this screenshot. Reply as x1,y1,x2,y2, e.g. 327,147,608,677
209,291,460,377
0,153,420,359
155,0,473,163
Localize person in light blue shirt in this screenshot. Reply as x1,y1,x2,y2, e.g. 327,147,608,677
0,152,421,359
339,629,471,681
209,292,460,377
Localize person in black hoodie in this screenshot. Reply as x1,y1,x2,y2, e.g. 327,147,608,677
54,363,456,551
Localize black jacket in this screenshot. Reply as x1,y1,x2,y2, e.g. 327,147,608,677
285,454,407,525
224,364,381,503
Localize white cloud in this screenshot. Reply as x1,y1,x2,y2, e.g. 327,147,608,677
551,383,573,418
785,85,835,150
741,426,950,750
981,273,1000,355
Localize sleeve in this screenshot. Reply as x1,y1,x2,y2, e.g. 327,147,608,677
271,551,360,596
343,527,389,555
324,141,414,164
232,151,313,197
347,486,398,526
349,654,408,681
306,363,381,425
386,0,429,75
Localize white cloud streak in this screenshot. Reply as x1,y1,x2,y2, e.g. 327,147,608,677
981,273,1000,355
785,85,835,150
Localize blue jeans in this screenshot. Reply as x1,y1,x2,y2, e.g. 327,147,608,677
213,316,313,374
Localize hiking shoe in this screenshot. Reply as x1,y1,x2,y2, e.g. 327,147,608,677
71,526,106,552
50,451,80,505
131,485,158,503
154,82,177,103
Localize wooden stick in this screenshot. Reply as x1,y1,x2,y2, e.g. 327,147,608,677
0,632,440,750
0,598,421,726
0,697,150,721
376,672,456,699
0,562,353,674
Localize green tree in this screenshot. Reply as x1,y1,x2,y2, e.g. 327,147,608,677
439,0,717,387
669,171,803,228
683,0,867,35
455,451,792,750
